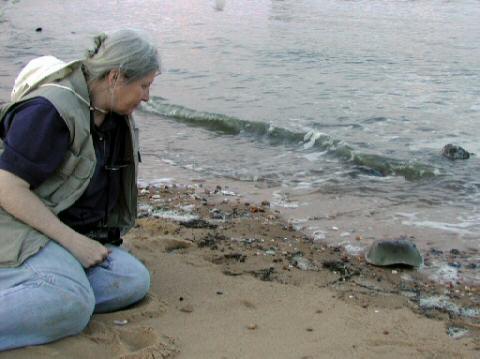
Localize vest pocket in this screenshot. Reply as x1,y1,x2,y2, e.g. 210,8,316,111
59,151,94,179
36,152,95,209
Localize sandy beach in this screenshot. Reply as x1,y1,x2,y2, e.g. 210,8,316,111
2,164,479,359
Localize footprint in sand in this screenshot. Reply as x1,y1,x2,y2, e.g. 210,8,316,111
83,320,117,345
79,320,179,359
85,323,178,358
82,293,172,357
117,326,157,352
117,326,178,359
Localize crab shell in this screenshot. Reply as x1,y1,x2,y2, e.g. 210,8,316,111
365,239,423,267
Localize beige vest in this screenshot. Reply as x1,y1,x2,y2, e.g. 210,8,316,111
0,66,139,267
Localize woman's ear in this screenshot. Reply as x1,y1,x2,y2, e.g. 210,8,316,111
106,69,121,88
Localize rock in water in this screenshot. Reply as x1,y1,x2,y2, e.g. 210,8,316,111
441,144,470,160
292,255,316,271
365,239,423,267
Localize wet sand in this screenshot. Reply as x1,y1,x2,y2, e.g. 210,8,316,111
3,169,479,358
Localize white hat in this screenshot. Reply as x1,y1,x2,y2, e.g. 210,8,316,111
11,56,81,102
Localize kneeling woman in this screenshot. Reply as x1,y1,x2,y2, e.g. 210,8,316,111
0,29,160,351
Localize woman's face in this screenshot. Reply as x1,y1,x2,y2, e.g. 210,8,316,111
111,71,156,115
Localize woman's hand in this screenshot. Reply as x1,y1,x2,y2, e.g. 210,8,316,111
64,234,110,268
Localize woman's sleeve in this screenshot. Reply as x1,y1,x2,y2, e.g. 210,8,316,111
0,97,70,189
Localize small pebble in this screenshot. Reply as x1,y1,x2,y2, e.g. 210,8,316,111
113,319,128,326
247,324,258,330
180,305,194,313
383,330,389,335
216,291,224,295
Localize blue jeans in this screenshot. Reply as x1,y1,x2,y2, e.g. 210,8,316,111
0,240,150,351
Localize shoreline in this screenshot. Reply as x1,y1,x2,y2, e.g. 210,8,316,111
4,174,480,358
135,178,480,315
138,160,480,286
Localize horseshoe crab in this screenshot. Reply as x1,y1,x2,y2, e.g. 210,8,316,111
365,239,423,267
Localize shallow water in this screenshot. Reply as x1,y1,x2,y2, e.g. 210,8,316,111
0,0,479,270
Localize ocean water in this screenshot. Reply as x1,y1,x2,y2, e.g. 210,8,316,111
1,0,479,276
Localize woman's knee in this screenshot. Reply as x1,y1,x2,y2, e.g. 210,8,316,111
130,260,150,299
59,285,96,334
40,282,95,339
114,255,151,305
110,247,150,293
90,249,150,313
0,280,95,350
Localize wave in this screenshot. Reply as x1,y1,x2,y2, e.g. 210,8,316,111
141,98,437,180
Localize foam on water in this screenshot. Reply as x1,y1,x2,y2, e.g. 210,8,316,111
425,263,460,284
152,209,199,223
395,211,480,237
142,178,176,188
271,190,300,209
311,229,326,242
287,218,308,231
419,296,480,318
401,219,477,236
343,244,364,256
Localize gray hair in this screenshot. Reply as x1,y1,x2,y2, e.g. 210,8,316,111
82,29,160,83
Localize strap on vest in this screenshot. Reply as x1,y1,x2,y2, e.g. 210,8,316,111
40,83,94,111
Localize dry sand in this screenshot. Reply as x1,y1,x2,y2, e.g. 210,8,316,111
2,181,479,358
